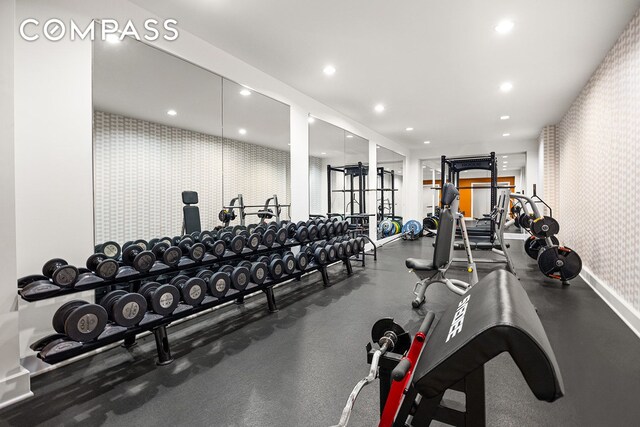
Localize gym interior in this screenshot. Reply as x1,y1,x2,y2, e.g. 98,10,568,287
1,1,639,426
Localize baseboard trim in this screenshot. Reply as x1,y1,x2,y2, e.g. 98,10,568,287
580,265,640,339
0,367,33,410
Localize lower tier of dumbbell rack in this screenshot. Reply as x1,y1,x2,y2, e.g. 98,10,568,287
36,258,355,365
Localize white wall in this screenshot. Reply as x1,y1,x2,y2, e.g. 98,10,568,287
0,0,32,408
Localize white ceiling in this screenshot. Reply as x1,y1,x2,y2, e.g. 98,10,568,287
93,36,290,151
421,152,526,179
131,0,640,150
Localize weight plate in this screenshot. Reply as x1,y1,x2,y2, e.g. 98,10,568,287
351,239,360,253
262,229,276,247
254,226,266,236
150,284,180,316
230,236,245,254
335,222,343,235
285,222,297,238
133,239,149,250
275,228,288,245
170,275,189,287
524,236,559,260
519,214,533,230
246,233,261,251
212,240,227,257
208,272,230,298
112,292,147,327
180,278,206,306
64,303,108,342
190,242,206,261
196,269,213,284
537,246,582,281
327,223,335,237
296,226,309,242
370,318,411,355
122,241,134,250
308,225,318,241
343,241,353,257
232,225,243,235
163,246,183,266
52,300,86,334
282,254,296,274
219,232,232,243
100,241,121,259
230,267,250,291
250,262,267,285
531,216,560,239
336,243,346,259
326,245,337,262
269,259,285,279
219,265,234,274
296,252,309,271
318,224,327,239
133,251,156,272
314,248,328,265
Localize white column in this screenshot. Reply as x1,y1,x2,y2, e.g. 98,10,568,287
404,155,424,221
0,0,32,408
289,106,309,221
368,141,378,243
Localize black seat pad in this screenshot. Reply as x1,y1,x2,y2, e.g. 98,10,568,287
413,270,564,402
405,258,436,271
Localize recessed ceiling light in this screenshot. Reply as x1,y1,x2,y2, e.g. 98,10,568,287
376,145,380,149
240,89,251,96
308,117,315,123
423,141,431,144
321,152,326,155
503,161,508,164
167,109,177,116
495,20,514,34
500,82,513,92
502,155,508,158
500,115,510,120
239,128,247,135
406,127,414,131
323,65,336,76
502,133,510,137
346,134,353,138
105,34,121,44
374,104,385,113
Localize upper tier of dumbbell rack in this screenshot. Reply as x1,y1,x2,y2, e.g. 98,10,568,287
19,233,354,303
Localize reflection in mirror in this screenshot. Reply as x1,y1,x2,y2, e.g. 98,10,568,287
221,79,291,225
308,118,369,230
92,37,223,244
376,147,404,238
420,153,526,233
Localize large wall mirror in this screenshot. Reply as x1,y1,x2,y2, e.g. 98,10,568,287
376,147,404,238
308,118,369,227
92,37,290,245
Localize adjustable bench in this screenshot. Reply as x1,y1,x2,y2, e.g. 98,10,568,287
373,270,564,426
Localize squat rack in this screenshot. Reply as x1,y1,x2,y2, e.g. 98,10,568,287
440,152,498,238
327,162,368,216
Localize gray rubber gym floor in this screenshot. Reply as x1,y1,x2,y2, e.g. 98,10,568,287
1,237,639,426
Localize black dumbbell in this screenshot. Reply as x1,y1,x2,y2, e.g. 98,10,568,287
52,300,108,342
197,269,230,298
151,242,183,266
230,266,250,291
275,227,288,245
99,290,147,327
308,224,319,240
261,228,276,248
123,240,150,251
250,262,268,285
246,232,262,251
350,238,360,253
326,222,336,237
308,245,328,265
170,275,207,306
200,235,227,258
283,222,297,238
149,236,173,248
95,241,121,260
334,221,344,235
295,251,309,271
317,223,327,239
42,259,79,287
178,238,206,261
267,256,285,280
256,255,270,264
282,252,297,274
219,231,246,254
86,253,119,280
297,221,307,229
139,282,180,316
342,220,350,234
122,245,156,272
295,226,309,242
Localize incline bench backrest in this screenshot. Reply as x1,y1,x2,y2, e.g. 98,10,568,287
182,191,201,234
432,183,460,269
413,269,564,402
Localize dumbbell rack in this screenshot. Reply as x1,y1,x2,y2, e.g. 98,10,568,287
21,233,366,366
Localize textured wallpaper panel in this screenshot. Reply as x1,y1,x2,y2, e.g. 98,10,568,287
539,125,559,216
94,111,291,243
553,10,640,311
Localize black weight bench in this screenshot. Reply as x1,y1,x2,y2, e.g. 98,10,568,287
374,270,564,426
